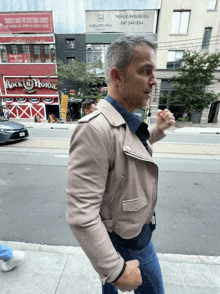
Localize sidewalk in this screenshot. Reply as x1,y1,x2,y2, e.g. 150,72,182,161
11,118,220,134
1,241,220,294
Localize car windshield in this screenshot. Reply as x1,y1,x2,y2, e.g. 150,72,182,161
0,117,7,122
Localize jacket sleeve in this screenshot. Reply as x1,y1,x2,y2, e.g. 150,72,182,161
148,124,166,145
66,122,124,284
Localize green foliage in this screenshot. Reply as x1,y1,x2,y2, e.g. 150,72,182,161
177,116,189,122
169,51,220,113
56,59,105,98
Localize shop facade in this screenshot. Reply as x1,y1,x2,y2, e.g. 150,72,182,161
0,11,59,119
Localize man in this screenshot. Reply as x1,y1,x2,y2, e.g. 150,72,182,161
66,35,175,293
82,99,97,116
3,106,10,120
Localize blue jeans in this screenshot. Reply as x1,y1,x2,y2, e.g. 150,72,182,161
102,225,164,294
0,244,13,261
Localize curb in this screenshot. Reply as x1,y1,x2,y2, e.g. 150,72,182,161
24,123,76,130
174,127,220,134
1,241,219,265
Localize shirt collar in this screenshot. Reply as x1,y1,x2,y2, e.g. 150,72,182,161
105,95,142,133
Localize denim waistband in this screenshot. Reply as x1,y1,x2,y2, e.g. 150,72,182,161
109,224,153,251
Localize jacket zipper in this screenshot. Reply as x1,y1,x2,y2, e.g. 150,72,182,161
108,175,125,206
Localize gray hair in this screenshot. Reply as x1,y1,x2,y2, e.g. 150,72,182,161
104,35,157,85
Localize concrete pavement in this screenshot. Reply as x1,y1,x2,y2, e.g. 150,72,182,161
1,240,220,294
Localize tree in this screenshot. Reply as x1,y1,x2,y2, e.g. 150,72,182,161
169,50,220,118
56,59,105,98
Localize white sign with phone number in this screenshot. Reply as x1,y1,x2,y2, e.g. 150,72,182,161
86,10,157,33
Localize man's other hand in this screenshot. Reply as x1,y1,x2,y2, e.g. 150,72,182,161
112,259,142,292
156,109,175,131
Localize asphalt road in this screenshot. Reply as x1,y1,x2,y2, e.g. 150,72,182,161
26,128,220,144
0,129,219,256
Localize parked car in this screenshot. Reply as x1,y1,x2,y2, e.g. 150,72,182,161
0,117,29,143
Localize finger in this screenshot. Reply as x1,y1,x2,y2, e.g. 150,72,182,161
132,259,140,268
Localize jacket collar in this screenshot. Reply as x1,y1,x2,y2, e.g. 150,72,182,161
97,99,154,163
96,99,126,127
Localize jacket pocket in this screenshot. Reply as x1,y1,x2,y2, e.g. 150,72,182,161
122,196,147,212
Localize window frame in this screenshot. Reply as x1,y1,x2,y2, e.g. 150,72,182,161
208,0,218,9
201,27,212,50
67,57,75,64
167,50,184,69
171,10,191,34
65,39,76,50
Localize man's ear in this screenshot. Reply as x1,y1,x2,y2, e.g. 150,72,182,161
110,67,122,87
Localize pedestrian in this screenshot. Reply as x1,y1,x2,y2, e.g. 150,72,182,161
147,108,152,124
70,106,75,121
3,106,10,120
81,100,97,116
0,107,4,117
0,243,25,272
66,35,175,293
34,114,41,123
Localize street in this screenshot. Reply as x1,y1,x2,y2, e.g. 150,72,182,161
0,128,220,256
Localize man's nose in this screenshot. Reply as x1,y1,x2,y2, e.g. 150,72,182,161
149,73,157,86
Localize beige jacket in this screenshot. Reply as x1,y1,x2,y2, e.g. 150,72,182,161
66,99,165,284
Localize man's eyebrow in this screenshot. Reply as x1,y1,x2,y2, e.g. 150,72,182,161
140,62,154,69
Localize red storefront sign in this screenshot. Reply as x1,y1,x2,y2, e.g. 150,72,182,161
0,12,53,34
7,54,29,63
4,77,58,95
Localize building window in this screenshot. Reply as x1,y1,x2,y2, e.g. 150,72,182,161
202,28,212,50
45,45,50,54
208,0,218,9
171,11,190,34
11,45,18,54
67,57,75,64
22,45,29,54
0,45,7,63
167,51,184,69
1,44,56,64
66,39,75,49
34,45,40,55
159,80,184,119
86,44,109,64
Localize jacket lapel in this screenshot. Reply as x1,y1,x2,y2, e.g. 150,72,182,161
97,99,155,163
123,124,154,163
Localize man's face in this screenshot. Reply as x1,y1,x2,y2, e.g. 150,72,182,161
119,44,157,111
84,103,97,115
